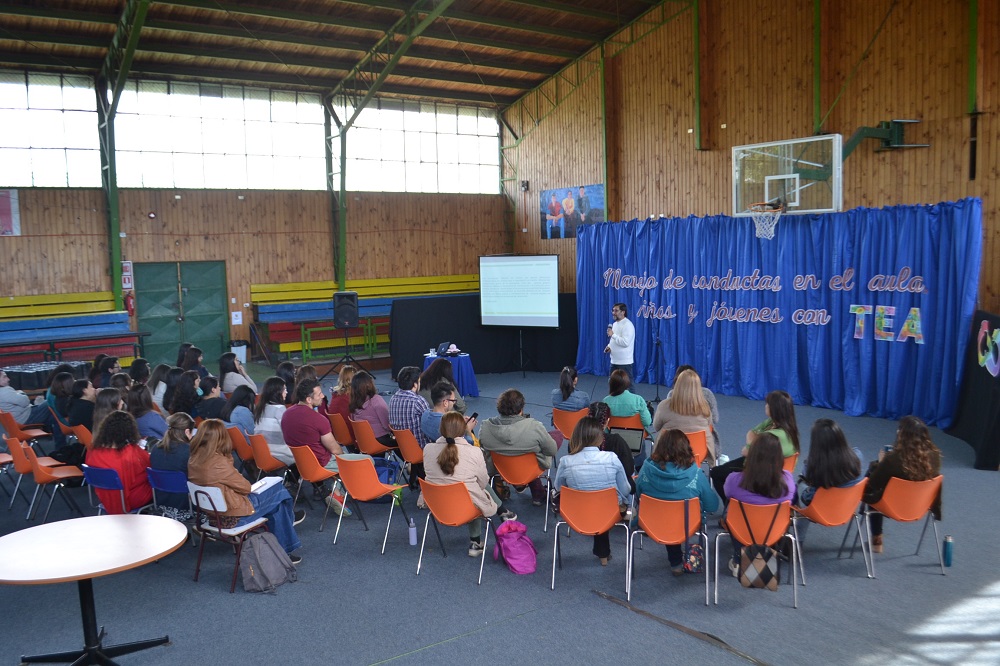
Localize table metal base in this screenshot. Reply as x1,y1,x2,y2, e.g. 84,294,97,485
20,579,170,665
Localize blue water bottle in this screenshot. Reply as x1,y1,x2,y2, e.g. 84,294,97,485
943,535,953,567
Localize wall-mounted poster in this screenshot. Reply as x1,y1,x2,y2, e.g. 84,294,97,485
539,183,605,240
0,190,20,236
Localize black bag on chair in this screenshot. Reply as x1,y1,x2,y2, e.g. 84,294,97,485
737,502,781,591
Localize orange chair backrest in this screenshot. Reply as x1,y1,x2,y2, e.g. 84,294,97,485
552,407,589,439
248,434,284,471
871,475,943,522
289,444,336,484
48,406,74,436
608,414,644,430
492,452,544,486
5,436,32,475
559,487,622,536
391,428,424,464
336,455,397,502
636,495,702,546
72,425,93,449
725,499,791,547
350,418,392,456
418,477,481,526
685,430,709,467
783,452,799,473
23,444,58,484
0,411,29,438
226,427,254,462
794,478,867,527
194,416,205,427
328,413,354,446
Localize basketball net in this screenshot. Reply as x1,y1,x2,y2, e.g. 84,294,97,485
748,202,783,239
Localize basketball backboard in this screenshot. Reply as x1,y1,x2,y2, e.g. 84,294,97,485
733,134,842,216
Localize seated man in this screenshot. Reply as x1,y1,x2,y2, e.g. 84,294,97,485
479,389,557,506
420,381,460,445
0,370,57,434
280,378,351,516
388,366,427,447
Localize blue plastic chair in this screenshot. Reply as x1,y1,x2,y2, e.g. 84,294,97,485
146,467,192,512
82,464,149,515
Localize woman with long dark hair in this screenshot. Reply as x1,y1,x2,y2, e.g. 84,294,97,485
169,370,201,417
65,379,97,431
86,411,153,514
176,342,193,368
147,363,172,410
219,351,256,394
276,361,296,404
220,384,256,436
128,358,151,385
863,416,941,554
92,387,124,437
253,376,294,465
422,411,516,557
196,376,226,420
551,366,590,412
349,371,395,447
127,383,168,440
798,419,863,507
554,416,632,566
636,429,720,575
47,371,76,426
160,367,185,416
181,346,209,379
710,390,799,503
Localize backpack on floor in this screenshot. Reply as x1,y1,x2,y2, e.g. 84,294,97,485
371,457,402,502
493,520,537,575
240,531,297,593
736,502,782,591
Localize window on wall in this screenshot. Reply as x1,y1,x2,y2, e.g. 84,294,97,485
0,72,101,187
332,99,500,194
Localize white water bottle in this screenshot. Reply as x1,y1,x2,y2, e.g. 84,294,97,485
408,518,417,546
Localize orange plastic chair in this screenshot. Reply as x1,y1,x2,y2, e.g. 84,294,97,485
333,455,409,553
416,478,494,584
350,419,398,457
390,427,424,466
552,407,588,439
608,414,644,430
194,416,205,427
5,436,63,512
490,452,552,533
226,426,255,473
327,412,355,448
783,452,800,473
248,434,291,483
0,410,49,452
71,425,93,449
714,499,796,607
23,444,84,523
863,475,945,577
47,405,74,438
791,478,871,580
289,444,340,531
686,430,710,468
551,487,629,590
627,496,709,604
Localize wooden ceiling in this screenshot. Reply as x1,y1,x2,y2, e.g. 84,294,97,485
0,0,662,109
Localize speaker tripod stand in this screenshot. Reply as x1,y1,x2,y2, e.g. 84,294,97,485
319,327,370,380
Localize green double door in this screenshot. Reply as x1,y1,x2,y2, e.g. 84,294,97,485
134,261,230,367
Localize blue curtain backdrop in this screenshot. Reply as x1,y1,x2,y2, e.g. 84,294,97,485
576,198,982,427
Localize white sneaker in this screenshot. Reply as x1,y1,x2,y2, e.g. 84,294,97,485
468,540,485,557
729,558,740,578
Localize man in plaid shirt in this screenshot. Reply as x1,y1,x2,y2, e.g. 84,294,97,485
389,366,427,447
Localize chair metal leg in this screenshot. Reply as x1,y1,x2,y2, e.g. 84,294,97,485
332,490,350,542
381,498,396,555
27,484,42,520
193,529,207,582
551,519,561,590
42,484,62,523
787,532,798,608
791,517,807,585
701,531,710,606
713,531,728,605
431,515,445,556
916,512,931,555
9,473,24,510
930,517,946,575
542,473,550,533
416,512,433,575
353,500,369,530
865,512,877,578
852,515,874,578
477,518,491,585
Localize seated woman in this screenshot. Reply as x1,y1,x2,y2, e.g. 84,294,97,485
187,419,303,561
220,385,256,437
149,412,194,513
196,376,227,420
109,372,132,401
253,377,295,466
89,354,108,386
327,365,355,441
349,371,396,448
181,346,210,380
421,411,516,557
652,368,717,465
863,415,942,554
127,384,168,441
557,402,635,495
602,369,652,434
798,419,864,507
665,365,719,426
722,432,795,575
176,342,193,368
65,379,97,432
92,387,124,437
147,363,172,411
636,429,720,575
551,366,590,414
219,352,257,395
85,410,154,514
419,358,466,414
276,361,296,405
710,390,799,504
128,358,150,386
94,356,121,389
159,367,185,416
169,370,201,417
554,417,632,566
47,370,75,426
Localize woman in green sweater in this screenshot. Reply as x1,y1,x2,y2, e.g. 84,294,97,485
601,369,652,434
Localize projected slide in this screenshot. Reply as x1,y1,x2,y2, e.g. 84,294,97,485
480,255,559,327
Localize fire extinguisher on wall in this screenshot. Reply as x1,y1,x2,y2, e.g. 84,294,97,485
124,291,136,316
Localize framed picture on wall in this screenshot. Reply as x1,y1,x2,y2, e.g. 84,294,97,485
539,184,605,240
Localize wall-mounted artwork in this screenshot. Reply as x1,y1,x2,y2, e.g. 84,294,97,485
539,183,604,240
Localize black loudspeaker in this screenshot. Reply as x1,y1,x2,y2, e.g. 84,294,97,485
333,291,359,329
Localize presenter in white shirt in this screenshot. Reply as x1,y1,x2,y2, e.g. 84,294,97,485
604,303,635,382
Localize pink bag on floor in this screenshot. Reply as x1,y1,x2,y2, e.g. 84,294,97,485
493,520,537,575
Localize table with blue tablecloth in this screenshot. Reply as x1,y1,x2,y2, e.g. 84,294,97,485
423,353,479,397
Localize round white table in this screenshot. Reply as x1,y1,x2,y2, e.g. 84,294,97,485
0,514,188,665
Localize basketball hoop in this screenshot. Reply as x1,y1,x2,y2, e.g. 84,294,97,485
748,202,783,239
